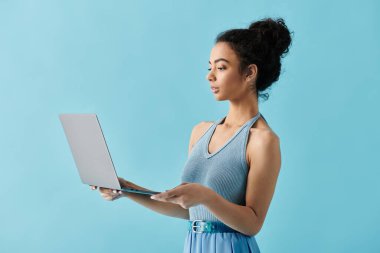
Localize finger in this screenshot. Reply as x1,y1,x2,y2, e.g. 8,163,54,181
101,190,120,199
153,195,179,204
109,194,121,201
101,191,113,197
110,189,120,194
163,194,178,201
111,189,123,195
165,188,180,198
151,189,177,200
99,187,111,193
102,194,116,201
151,193,166,199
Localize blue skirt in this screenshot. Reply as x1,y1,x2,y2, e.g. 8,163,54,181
183,229,260,253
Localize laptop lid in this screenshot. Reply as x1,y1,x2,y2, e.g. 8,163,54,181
59,114,122,190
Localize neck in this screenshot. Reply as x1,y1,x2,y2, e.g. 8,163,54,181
222,94,259,128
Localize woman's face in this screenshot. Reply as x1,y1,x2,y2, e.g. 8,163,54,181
206,42,254,101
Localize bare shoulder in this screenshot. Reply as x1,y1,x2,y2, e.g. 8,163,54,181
249,128,280,145
246,127,281,168
188,121,214,155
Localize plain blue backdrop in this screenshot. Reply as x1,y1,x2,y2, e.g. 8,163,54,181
1,0,379,252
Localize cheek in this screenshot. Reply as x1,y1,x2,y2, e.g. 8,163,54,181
220,72,242,89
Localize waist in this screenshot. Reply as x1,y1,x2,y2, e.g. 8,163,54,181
188,220,239,233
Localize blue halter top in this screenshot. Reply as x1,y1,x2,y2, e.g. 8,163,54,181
181,112,263,221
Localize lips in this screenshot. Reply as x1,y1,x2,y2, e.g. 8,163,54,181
211,86,219,93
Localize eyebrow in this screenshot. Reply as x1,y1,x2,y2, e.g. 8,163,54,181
208,58,230,64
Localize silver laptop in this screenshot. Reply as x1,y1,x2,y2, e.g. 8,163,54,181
59,114,160,196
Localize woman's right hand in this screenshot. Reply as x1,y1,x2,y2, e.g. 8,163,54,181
90,177,147,201
90,185,123,201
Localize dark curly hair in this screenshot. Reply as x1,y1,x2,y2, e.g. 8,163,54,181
215,17,293,101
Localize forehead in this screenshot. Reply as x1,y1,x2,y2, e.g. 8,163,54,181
209,42,238,64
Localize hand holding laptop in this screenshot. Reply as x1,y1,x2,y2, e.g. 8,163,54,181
91,185,123,201
90,177,154,201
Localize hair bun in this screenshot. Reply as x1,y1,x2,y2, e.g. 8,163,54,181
248,17,292,58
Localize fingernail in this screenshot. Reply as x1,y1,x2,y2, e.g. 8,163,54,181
150,196,156,199
112,190,116,193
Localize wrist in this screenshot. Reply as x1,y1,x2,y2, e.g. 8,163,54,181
201,187,217,206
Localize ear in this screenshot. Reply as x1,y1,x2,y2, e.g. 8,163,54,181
245,64,258,83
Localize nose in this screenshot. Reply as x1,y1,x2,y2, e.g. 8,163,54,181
206,69,216,82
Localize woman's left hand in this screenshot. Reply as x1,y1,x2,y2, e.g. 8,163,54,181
150,182,214,209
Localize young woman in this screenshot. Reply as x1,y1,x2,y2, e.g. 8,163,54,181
91,17,292,253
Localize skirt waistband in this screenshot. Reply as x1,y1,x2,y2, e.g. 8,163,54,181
188,220,239,233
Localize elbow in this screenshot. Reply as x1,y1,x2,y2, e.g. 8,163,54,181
250,226,262,237
245,221,263,237
253,221,264,236
244,206,264,236
243,229,257,237
245,227,261,237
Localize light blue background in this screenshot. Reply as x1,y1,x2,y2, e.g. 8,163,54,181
1,0,379,252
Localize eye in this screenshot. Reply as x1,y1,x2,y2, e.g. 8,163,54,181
207,66,226,71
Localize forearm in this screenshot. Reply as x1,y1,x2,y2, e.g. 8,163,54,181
203,191,260,236
122,192,189,220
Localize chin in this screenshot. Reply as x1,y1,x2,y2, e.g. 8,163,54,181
213,92,221,99
214,95,226,101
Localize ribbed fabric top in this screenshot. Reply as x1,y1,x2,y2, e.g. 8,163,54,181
181,112,263,221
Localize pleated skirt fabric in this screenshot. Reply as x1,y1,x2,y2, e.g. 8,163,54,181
183,230,260,253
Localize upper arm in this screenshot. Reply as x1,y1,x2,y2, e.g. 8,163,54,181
245,130,282,233
188,121,213,157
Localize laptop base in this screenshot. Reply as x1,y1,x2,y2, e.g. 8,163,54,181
121,187,160,196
